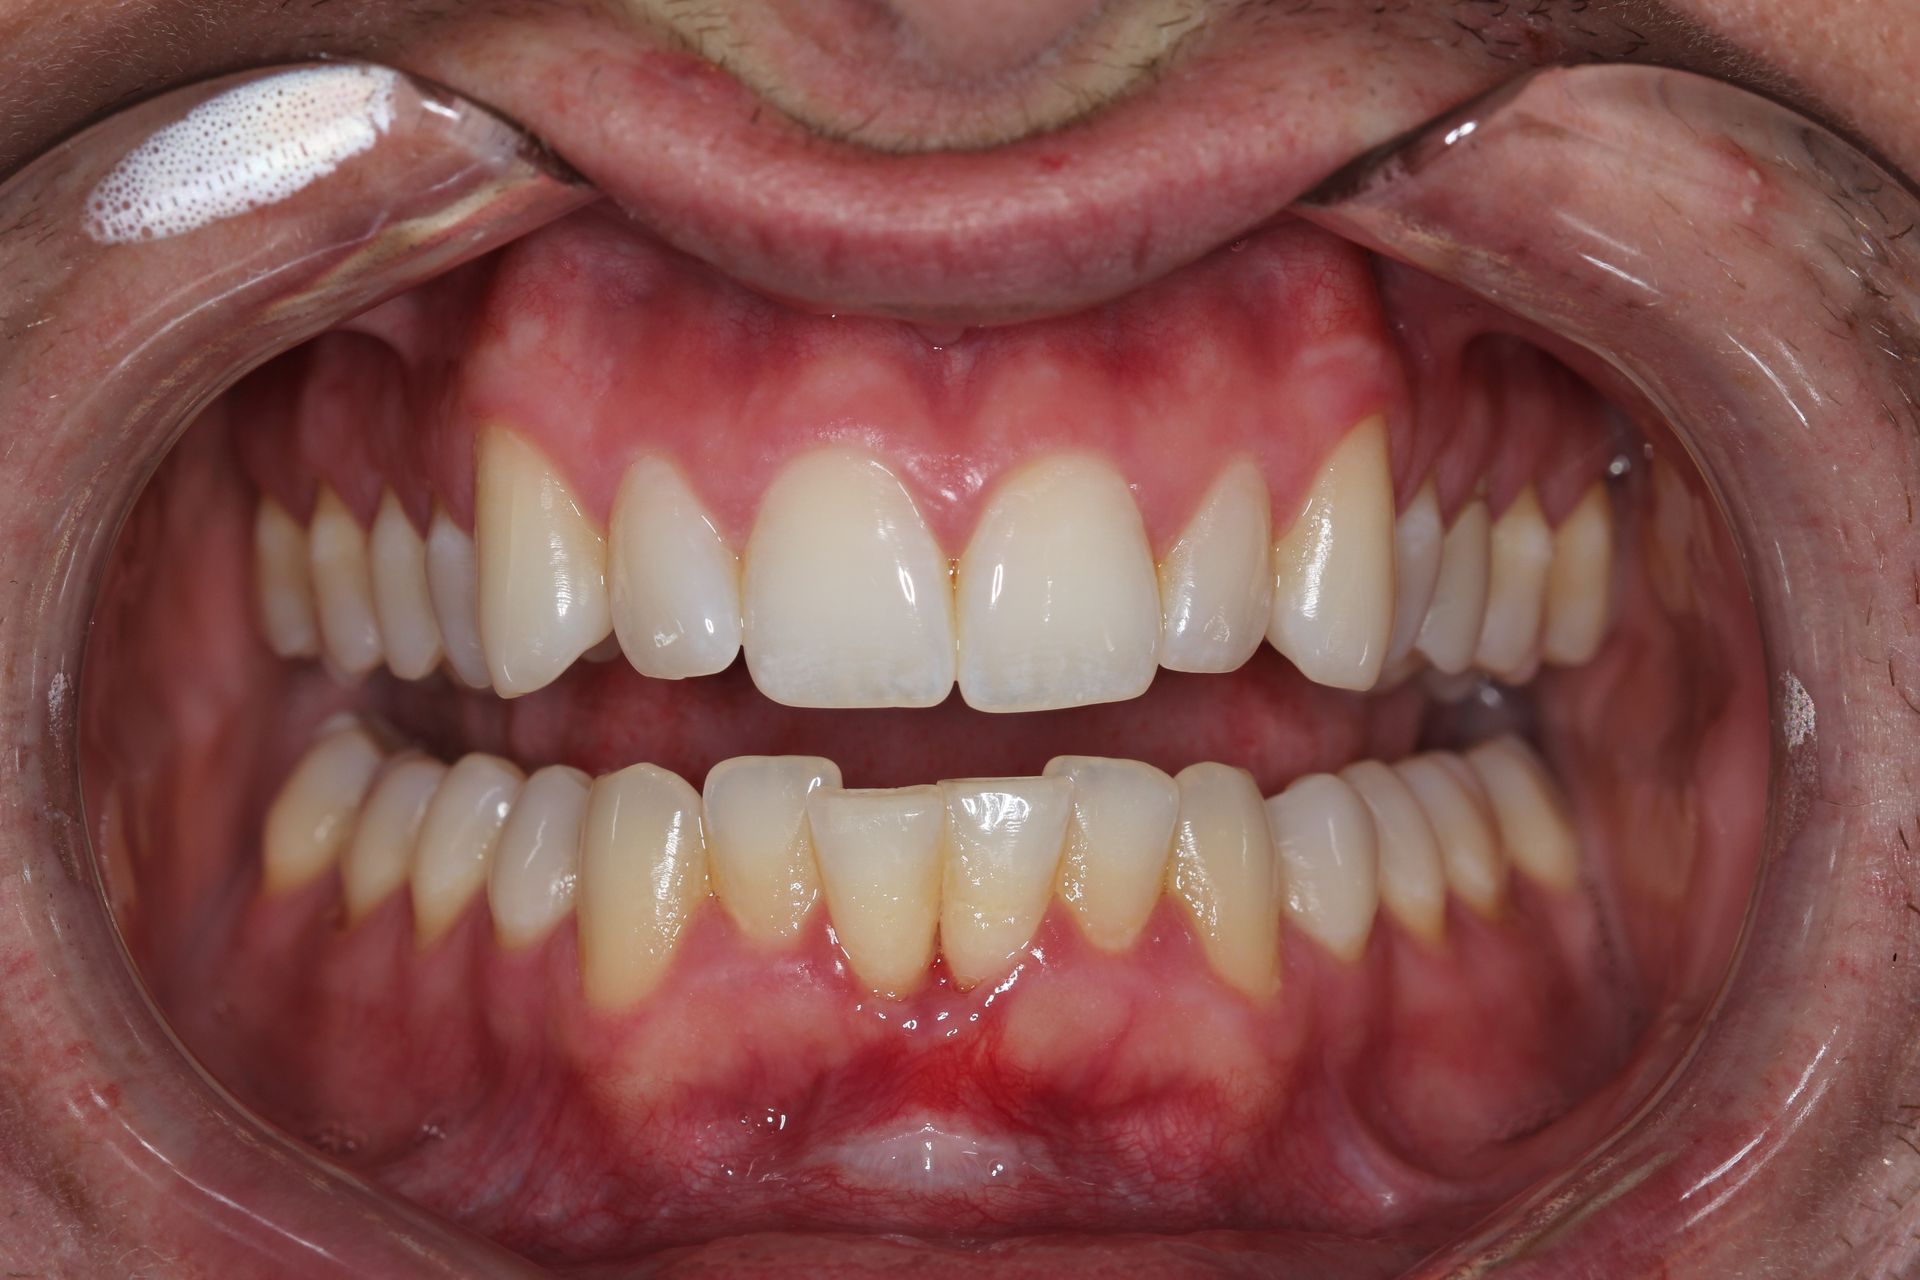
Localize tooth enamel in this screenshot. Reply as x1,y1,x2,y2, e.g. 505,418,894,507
488,764,591,949
307,487,385,677
577,763,708,1009
253,497,320,658
1395,753,1505,918
610,456,742,680
1044,756,1179,951
1268,416,1397,691
703,755,841,947
957,454,1161,712
425,507,491,689
1340,759,1446,945
1541,482,1614,666
1466,736,1580,891
1474,487,1553,680
807,785,944,997
410,752,524,945
1384,480,1443,668
938,776,1071,989
1157,460,1274,674
1166,763,1279,999
341,754,445,923
1414,498,1491,675
742,448,955,709
475,426,611,697
262,720,384,895
368,491,444,681
1266,772,1380,964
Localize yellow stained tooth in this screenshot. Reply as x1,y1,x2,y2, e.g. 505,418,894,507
1541,482,1614,666
938,776,1071,989
1396,754,1506,918
1466,736,1580,892
807,785,944,998
1046,756,1178,952
1166,762,1280,999
703,755,840,947
577,763,708,1010
253,497,319,659
1474,486,1553,680
262,720,384,895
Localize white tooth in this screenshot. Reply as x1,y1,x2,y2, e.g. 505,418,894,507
577,763,708,1009
1166,763,1279,999
1268,416,1397,691
1157,460,1274,674
410,752,523,945
342,754,446,923
938,776,1071,989
806,785,944,997
425,507,491,689
1541,482,1614,666
1474,487,1553,680
610,457,742,680
308,487,385,677
957,455,1160,712
1395,754,1505,918
1414,498,1491,675
1044,756,1178,951
369,491,444,681
742,448,954,709
1340,759,1446,945
1384,480,1443,667
703,755,841,948
1266,773,1380,964
253,497,319,658
1466,736,1580,892
262,720,384,895
488,764,591,949
475,426,611,697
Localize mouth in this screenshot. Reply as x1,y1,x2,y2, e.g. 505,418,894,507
5,23,1919,1280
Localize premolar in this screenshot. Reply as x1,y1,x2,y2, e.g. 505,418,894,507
411,752,523,946
308,487,384,678
341,753,444,924
1474,486,1553,680
253,497,319,660
425,507,491,689
1415,498,1491,675
1267,772,1380,963
369,492,444,681
489,763,591,949
1542,481,1614,666
262,718,383,894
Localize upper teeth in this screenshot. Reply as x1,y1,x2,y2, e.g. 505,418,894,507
253,417,1617,707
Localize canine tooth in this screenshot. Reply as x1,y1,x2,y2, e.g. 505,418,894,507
610,457,742,680
704,755,841,947
489,764,591,949
253,497,319,658
308,487,384,677
369,492,444,681
938,777,1071,988
742,448,954,708
262,720,383,895
411,752,523,945
957,455,1160,712
1466,737,1580,891
578,764,708,1008
1385,481,1443,667
1340,760,1446,945
342,754,445,923
1167,763,1279,999
1045,756,1179,951
1414,498,1491,675
1474,487,1553,679
1158,460,1274,673
1542,483,1614,666
1267,773,1380,964
1268,416,1396,691
1396,754,1505,917
426,508,491,689
807,785,944,997
475,426,611,697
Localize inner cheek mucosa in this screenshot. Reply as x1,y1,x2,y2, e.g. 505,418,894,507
75,207,1768,1264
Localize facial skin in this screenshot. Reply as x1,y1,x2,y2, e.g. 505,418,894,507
1,0,1915,1271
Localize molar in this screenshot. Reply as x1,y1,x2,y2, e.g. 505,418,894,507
308,487,385,678
609,456,742,680
1466,736,1580,891
703,755,840,948
938,776,1072,989
1542,481,1615,666
474,426,611,697
1267,772,1381,964
489,763,591,949
807,785,945,998
957,454,1161,712
1414,497,1491,675
411,752,524,946
253,496,319,659
425,507,491,689
262,718,384,895
742,448,955,709
1045,755,1179,952
341,753,445,924
1157,459,1274,674
1268,416,1397,691
369,491,444,681
1340,759,1446,945
578,763,709,1009
1474,486,1554,680
1166,762,1280,999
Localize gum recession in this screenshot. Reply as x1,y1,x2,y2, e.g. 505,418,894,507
77,215,1707,1266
